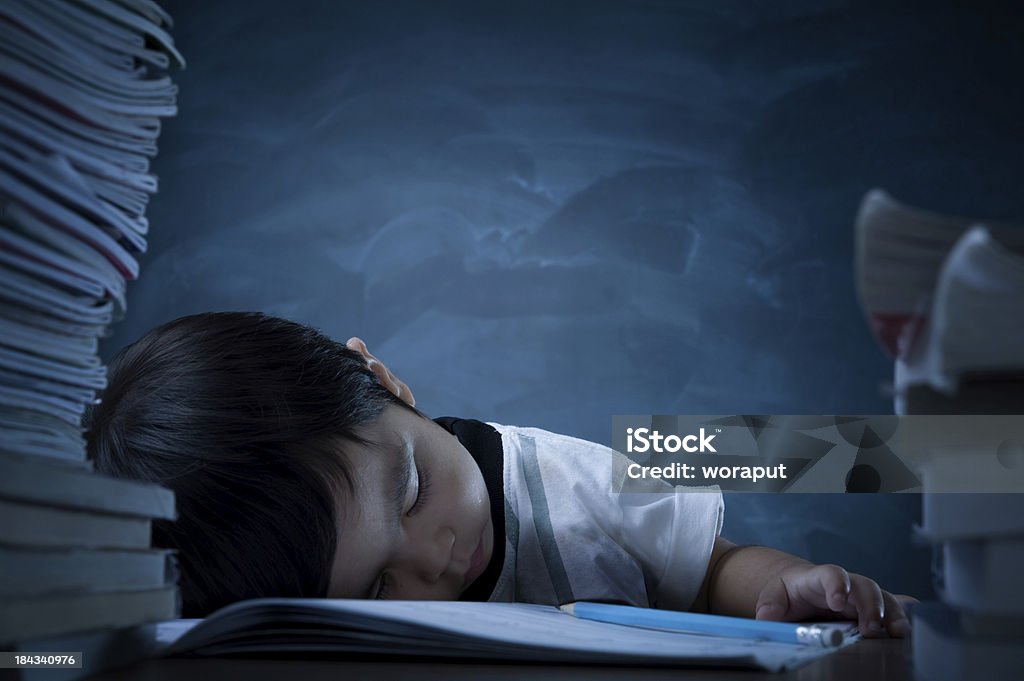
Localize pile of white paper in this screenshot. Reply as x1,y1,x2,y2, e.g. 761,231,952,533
0,0,183,468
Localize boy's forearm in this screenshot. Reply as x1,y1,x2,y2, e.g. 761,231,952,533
694,538,812,618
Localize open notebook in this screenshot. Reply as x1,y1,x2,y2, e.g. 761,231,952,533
159,599,859,673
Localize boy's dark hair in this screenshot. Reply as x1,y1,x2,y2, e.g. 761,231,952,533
84,311,423,617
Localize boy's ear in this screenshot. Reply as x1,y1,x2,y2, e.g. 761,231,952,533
345,337,416,407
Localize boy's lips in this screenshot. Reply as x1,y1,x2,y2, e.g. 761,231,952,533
462,532,487,587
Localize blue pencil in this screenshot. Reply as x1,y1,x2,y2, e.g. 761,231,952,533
560,602,848,648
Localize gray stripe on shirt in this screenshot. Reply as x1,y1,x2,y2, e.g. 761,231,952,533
520,435,574,603
504,498,520,601
504,498,520,549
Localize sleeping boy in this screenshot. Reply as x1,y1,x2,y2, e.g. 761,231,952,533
84,311,914,637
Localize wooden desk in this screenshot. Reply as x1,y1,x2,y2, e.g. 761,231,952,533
86,638,913,681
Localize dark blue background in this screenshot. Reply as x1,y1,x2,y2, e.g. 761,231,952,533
101,0,1024,600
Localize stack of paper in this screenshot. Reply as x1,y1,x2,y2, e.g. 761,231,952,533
0,0,183,678
856,189,1024,677
853,189,1024,414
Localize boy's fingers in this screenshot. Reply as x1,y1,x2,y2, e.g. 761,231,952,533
882,591,912,638
812,564,851,612
394,375,415,406
399,386,415,406
346,337,415,405
755,577,790,621
348,337,384,365
849,576,886,637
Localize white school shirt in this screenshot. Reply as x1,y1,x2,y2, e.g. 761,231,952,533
484,423,724,611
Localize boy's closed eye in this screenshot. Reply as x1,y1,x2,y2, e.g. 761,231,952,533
410,463,432,516
372,457,433,599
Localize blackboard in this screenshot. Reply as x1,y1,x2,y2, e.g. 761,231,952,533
101,0,1024,600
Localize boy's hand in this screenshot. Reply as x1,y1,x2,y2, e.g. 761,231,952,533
346,337,416,406
754,563,916,638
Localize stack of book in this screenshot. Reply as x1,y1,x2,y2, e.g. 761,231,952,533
0,458,179,678
0,0,183,678
912,487,1024,680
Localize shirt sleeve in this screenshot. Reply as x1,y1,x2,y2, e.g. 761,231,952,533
653,486,724,610
611,448,725,611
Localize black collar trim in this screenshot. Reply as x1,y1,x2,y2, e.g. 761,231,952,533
432,416,504,602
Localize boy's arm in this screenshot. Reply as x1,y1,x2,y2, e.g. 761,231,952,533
688,536,914,638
